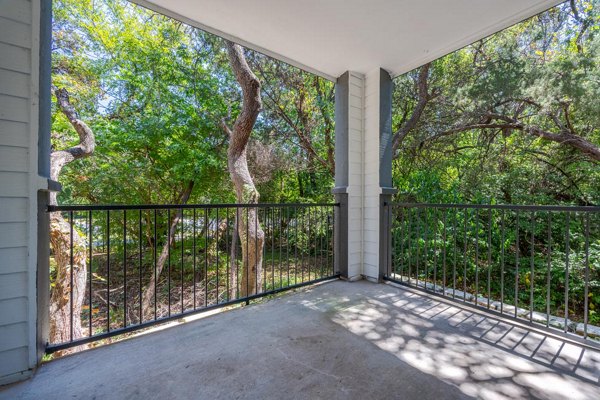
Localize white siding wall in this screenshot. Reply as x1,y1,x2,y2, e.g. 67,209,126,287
346,72,364,279
343,70,387,281
0,0,40,385
362,69,381,280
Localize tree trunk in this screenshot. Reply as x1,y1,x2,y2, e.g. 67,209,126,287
140,181,194,315
49,213,87,353
49,88,96,355
392,62,432,154
313,76,335,175
225,42,264,296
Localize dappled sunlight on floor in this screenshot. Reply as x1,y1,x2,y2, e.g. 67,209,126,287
2,280,597,400
325,284,600,400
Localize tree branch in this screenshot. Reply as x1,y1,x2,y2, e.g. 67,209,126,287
51,88,96,204
392,62,432,153
527,126,600,162
261,83,333,175
424,118,600,162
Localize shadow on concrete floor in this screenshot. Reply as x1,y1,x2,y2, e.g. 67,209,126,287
306,282,600,399
2,280,599,399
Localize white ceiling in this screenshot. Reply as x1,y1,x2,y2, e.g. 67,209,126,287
133,0,563,81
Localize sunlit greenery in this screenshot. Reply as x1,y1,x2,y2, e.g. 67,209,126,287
393,1,600,205
50,0,600,341
52,0,335,206
391,1,600,329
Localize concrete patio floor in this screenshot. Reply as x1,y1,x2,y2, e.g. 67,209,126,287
2,280,599,400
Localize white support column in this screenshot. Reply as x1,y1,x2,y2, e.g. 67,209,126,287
333,71,364,280
365,68,395,281
346,72,364,280
334,69,393,281
362,69,381,281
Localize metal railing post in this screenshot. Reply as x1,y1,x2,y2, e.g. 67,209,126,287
379,188,397,281
332,188,348,279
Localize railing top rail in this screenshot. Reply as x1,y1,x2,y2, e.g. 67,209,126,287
389,202,600,212
48,202,339,212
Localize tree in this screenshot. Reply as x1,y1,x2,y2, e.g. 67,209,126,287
249,55,335,201
49,88,95,354
222,42,264,296
52,0,232,315
50,0,335,343
392,62,433,154
140,181,194,314
392,0,600,205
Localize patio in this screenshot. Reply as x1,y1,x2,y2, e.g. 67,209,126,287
2,280,599,400
3,0,599,396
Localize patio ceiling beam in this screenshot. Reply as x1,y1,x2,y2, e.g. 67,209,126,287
128,0,336,81
131,0,563,80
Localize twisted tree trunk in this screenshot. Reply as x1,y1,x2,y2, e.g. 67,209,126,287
49,88,95,355
224,42,264,297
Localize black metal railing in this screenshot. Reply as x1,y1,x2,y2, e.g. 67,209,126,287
47,203,338,352
384,203,600,343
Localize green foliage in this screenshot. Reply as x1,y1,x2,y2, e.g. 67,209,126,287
389,3,600,329
47,0,600,346
393,0,600,206
50,0,336,341
53,0,230,205
52,0,334,207
391,207,600,324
